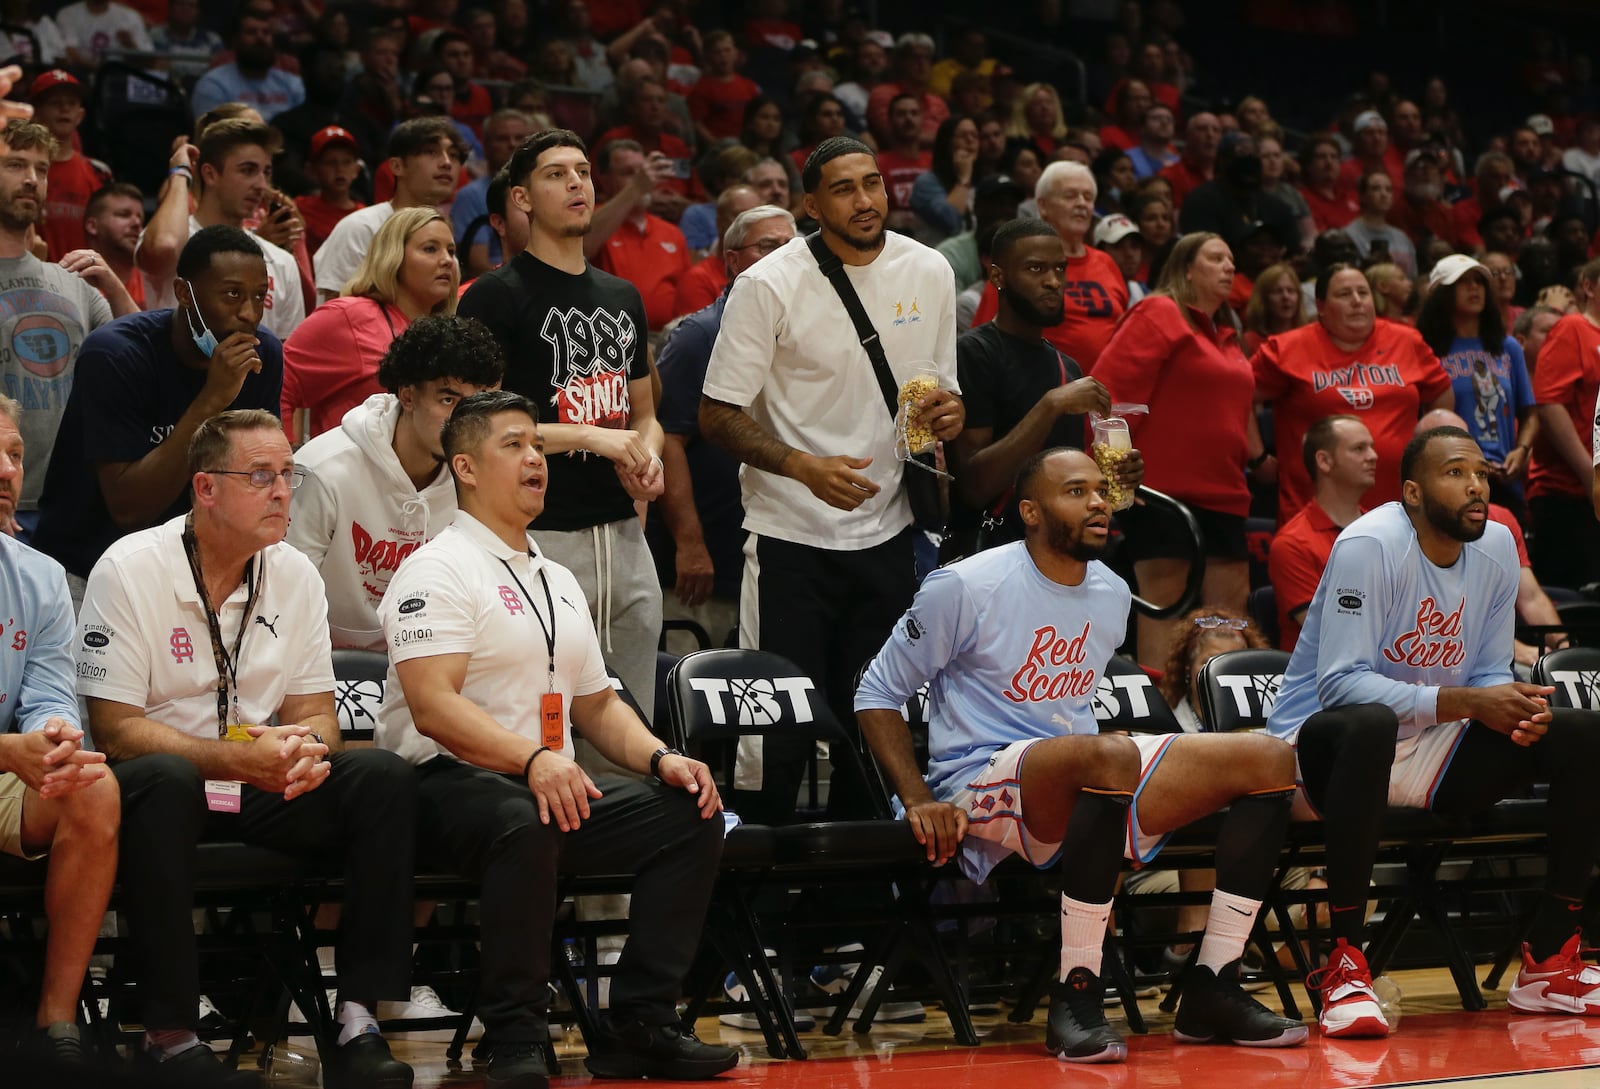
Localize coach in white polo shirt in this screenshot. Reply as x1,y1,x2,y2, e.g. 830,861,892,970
377,390,736,1089
77,409,416,1088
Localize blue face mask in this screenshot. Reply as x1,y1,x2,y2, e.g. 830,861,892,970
181,280,218,358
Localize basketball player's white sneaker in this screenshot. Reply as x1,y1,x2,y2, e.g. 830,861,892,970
1306,939,1389,1038
1509,934,1600,1015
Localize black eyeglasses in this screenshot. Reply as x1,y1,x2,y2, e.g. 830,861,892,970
205,467,307,490
731,237,788,255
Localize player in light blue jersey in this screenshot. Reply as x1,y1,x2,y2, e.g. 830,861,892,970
1269,426,1600,1040
857,447,1306,1063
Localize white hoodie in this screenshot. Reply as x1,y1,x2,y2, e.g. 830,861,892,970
287,394,457,650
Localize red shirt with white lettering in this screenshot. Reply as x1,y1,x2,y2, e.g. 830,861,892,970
1094,296,1256,516
970,248,1128,372
877,149,931,212
1526,311,1600,500
1252,319,1451,523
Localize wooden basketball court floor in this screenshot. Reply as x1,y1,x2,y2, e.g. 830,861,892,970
367,965,1600,1089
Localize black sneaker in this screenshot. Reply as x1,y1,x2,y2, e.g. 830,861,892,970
1172,960,1308,1048
485,1040,550,1089
583,1017,739,1080
326,1032,414,1089
146,1042,263,1086
1046,967,1127,1063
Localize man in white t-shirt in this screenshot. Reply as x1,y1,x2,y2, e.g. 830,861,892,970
313,117,465,302
56,0,150,67
289,315,504,649
135,118,305,343
377,390,736,1089
78,410,417,1087
699,135,964,826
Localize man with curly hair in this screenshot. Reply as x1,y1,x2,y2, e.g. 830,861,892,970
288,316,504,650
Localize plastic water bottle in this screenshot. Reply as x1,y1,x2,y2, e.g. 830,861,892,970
1372,975,1402,1029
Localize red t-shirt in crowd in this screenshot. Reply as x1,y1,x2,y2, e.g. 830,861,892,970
1094,296,1256,516
1526,312,1600,500
1450,196,1486,252
865,85,949,146
1335,146,1405,192
1160,156,1212,211
688,73,761,141
295,194,365,255
43,153,109,261
1268,500,1354,650
281,296,409,441
595,213,692,330
1099,124,1137,151
672,253,726,319
877,149,931,212
1299,184,1359,232
1251,319,1452,524
1487,503,1532,567
450,83,494,139
970,247,1128,372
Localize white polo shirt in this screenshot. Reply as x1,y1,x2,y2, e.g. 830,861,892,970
75,515,335,740
375,511,610,767
702,231,959,551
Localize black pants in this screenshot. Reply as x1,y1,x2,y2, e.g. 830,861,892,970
1527,493,1600,591
416,759,724,1044
737,529,917,825
116,750,417,1031
1298,704,1600,940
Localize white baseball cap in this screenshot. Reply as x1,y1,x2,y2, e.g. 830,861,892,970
1428,253,1490,288
1094,214,1141,246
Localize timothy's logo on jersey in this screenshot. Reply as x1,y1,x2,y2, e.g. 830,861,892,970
1004,622,1098,703
1382,595,1466,670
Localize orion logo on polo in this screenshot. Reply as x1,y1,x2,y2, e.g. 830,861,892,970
1309,362,1404,411
1004,622,1097,703
540,306,636,428
690,677,815,726
1382,596,1466,669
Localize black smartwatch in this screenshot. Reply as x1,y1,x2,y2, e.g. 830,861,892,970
649,746,683,779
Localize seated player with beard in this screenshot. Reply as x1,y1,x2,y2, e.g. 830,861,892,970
856,447,1308,1064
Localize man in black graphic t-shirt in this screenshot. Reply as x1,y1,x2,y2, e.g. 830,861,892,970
458,129,665,720
950,219,1143,555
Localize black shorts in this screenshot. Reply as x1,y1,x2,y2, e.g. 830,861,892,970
1116,500,1249,563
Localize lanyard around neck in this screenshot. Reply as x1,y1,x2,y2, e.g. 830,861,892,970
181,514,262,738
499,556,557,693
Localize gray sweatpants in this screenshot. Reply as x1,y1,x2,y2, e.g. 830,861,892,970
531,516,663,730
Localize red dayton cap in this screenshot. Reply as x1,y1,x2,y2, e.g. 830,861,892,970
309,125,359,158
28,69,83,100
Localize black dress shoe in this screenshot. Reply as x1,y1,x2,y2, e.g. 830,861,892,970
583,1017,738,1080
485,1040,550,1089
326,1032,414,1089
146,1043,263,1086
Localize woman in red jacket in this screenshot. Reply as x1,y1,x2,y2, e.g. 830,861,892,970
281,207,460,441
1094,231,1256,667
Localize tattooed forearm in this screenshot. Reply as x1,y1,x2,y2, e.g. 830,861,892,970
699,397,800,477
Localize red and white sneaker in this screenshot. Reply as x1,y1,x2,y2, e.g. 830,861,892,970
1508,934,1600,1015
1306,939,1389,1038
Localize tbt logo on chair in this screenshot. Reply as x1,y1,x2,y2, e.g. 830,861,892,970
690,677,818,726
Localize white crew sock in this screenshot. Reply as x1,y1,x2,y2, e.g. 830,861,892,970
1196,889,1262,974
1059,894,1113,981
145,1028,199,1059
336,1000,379,1045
